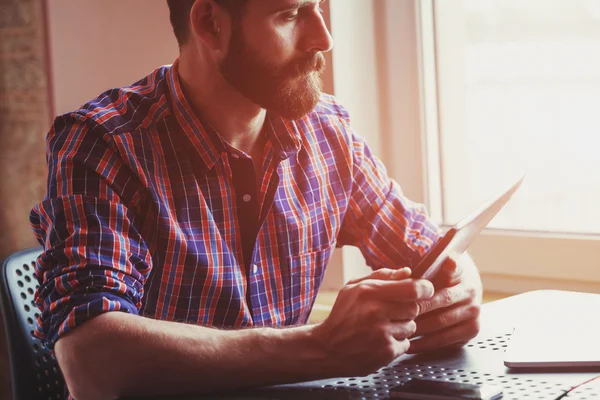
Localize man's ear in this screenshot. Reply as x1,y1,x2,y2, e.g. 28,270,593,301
189,0,226,51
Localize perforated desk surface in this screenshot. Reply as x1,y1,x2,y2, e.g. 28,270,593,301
140,290,600,400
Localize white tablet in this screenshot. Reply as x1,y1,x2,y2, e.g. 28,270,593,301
411,176,525,281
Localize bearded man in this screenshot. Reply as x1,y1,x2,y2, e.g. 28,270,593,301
30,1,482,399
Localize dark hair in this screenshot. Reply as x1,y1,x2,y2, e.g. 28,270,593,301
167,0,247,46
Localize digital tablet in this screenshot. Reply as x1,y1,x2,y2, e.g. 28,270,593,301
411,176,525,281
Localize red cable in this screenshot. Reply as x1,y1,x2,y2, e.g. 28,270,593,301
554,375,600,400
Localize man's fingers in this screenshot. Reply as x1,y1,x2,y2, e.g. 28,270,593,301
442,257,460,277
433,257,463,288
374,301,421,322
392,338,412,359
363,279,435,303
389,320,418,341
416,285,471,315
407,318,481,354
413,302,481,337
347,268,412,285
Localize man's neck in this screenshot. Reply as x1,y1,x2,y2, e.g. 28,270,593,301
178,54,266,156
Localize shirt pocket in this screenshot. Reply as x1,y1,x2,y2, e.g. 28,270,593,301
286,244,335,325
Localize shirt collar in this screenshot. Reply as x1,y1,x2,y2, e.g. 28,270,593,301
166,59,226,171
166,59,304,169
265,116,303,160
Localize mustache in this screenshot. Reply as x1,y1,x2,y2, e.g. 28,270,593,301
284,53,327,77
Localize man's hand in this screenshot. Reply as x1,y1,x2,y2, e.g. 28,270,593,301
408,255,483,354
312,268,434,376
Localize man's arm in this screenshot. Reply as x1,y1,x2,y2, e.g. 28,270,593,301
56,268,435,400
334,123,482,352
56,312,323,400
336,129,442,271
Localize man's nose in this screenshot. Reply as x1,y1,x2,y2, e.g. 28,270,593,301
302,10,334,54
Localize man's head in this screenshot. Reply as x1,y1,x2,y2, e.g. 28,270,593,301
166,0,333,120
167,0,246,46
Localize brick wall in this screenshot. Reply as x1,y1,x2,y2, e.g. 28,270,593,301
0,0,50,397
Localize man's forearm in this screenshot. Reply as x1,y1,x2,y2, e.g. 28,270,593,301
56,312,330,400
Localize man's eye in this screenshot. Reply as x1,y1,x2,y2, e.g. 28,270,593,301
283,4,323,22
283,11,299,21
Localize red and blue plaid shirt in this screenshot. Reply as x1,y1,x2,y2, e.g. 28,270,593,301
30,59,441,348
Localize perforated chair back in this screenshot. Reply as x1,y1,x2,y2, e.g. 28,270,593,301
0,248,65,400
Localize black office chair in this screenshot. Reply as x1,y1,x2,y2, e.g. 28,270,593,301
0,248,65,400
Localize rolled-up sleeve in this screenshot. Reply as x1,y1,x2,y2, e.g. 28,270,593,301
338,129,442,270
29,113,152,348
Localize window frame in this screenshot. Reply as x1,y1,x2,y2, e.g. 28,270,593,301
417,0,600,293
323,0,600,294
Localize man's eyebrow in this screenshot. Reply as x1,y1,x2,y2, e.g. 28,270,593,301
271,0,325,13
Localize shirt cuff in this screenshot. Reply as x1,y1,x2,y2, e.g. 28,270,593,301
36,293,139,349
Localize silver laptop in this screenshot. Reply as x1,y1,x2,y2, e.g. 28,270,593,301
504,292,600,368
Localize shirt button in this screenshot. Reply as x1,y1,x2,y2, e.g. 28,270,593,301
252,264,259,274
242,194,252,202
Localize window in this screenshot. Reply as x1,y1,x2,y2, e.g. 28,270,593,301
421,0,600,292
324,0,600,293
435,0,600,234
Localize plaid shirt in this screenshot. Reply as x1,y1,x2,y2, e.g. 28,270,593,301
30,59,441,349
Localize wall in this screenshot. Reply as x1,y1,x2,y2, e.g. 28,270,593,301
47,0,179,116
0,0,49,260
0,0,51,397
327,0,390,284
325,0,432,287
